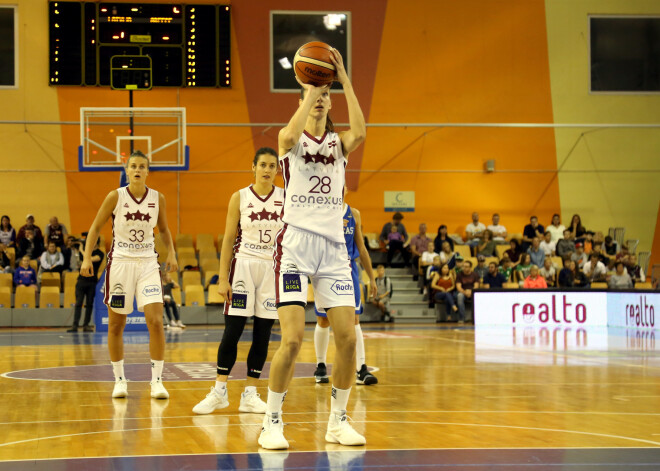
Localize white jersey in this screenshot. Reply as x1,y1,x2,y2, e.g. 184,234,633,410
234,185,284,260
280,130,346,243
109,186,159,260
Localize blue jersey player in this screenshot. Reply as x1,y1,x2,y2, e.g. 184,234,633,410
314,201,378,385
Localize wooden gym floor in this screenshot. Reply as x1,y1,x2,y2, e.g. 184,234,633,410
0,323,659,470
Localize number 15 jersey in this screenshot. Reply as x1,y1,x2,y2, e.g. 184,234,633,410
109,186,158,260
234,185,285,261
280,130,346,243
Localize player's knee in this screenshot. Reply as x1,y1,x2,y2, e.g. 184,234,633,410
334,331,356,353
282,337,303,357
317,316,330,328
107,320,125,336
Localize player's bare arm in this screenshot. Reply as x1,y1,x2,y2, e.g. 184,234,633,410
80,190,118,277
278,80,330,155
331,49,366,155
217,191,240,301
352,207,377,299
157,192,178,273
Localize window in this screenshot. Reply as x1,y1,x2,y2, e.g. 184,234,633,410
271,11,350,92
590,16,660,93
0,6,17,88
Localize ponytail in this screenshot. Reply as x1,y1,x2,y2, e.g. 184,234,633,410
325,114,335,132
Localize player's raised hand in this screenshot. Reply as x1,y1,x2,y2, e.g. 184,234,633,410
329,48,348,85
217,278,232,302
295,75,330,98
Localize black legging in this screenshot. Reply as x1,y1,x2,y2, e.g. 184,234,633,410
217,315,275,379
72,277,96,328
164,300,180,322
387,240,410,266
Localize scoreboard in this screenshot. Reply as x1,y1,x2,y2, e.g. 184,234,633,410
49,2,231,88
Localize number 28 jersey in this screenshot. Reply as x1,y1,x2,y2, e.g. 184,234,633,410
234,185,285,261
109,186,158,260
280,130,346,243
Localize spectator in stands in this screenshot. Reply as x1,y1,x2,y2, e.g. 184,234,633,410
527,237,545,268
426,255,442,286
67,238,104,333
477,230,496,257
556,229,576,259
38,241,65,282
615,245,629,263
17,228,44,261
372,265,393,323
504,238,523,265
591,242,611,267
0,215,16,247
498,256,514,282
45,217,68,248
483,262,506,288
603,236,618,257
583,253,607,283
571,242,588,269
433,224,454,253
162,271,185,329
571,260,589,288
439,241,457,269
515,253,533,286
386,224,410,268
62,236,83,273
522,216,544,252
409,223,431,281
16,214,44,245
539,257,557,287
608,261,633,289
474,255,489,282
558,258,574,288
430,264,457,320
523,265,547,289
625,254,646,284
539,231,556,257
454,260,479,323
465,212,486,255
593,231,605,247
487,213,508,244
569,214,586,241
419,241,438,291
546,214,565,244
14,255,36,287
380,213,409,268
0,243,11,273
583,231,595,254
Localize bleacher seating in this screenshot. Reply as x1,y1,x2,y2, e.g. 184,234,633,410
175,233,194,249
41,272,61,289
39,287,60,308
207,286,225,305
15,285,36,308
184,284,205,306
0,273,12,290
63,289,76,309
196,233,216,253
182,271,202,290
0,287,10,308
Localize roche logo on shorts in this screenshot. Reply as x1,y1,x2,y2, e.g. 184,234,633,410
142,285,161,297
283,274,301,292
263,298,277,311
330,280,354,296
232,293,247,309
110,295,125,309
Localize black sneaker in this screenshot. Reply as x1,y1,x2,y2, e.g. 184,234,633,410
314,362,329,383
66,327,78,333
82,326,94,332
356,365,378,385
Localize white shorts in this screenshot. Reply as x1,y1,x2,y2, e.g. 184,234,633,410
104,257,163,315
274,225,354,310
224,257,278,319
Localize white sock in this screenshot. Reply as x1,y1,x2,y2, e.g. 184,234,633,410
244,385,257,395
215,381,227,395
314,324,330,365
355,324,366,371
330,385,351,413
266,388,286,415
151,359,164,383
111,360,125,381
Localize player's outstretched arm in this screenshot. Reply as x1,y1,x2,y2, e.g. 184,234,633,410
331,49,366,155
217,191,240,302
157,193,178,273
278,79,330,154
80,190,118,277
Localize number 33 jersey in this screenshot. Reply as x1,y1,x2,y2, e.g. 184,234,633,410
109,186,159,260
234,185,285,261
280,131,346,243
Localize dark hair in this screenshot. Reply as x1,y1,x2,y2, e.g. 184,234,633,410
530,215,538,221
571,213,585,233
509,238,520,250
604,235,613,244
544,230,551,236
393,212,404,221
552,213,560,221
253,147,278,166
299,87,335,132
0,215,11,231
438,224,447,233
127,150,149,168
590,252,600,260
615,260,624,269
463,260,473,267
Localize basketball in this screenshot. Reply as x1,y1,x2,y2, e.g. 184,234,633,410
293,41,336,86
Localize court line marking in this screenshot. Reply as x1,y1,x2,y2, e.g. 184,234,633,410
2,419,660,450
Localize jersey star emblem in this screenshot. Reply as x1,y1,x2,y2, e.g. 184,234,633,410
257,208,271,221
134,210,145,221
302,153,316,165
124,212,134,221
143,213,152,222
248,211,259,222
270,211,280,221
